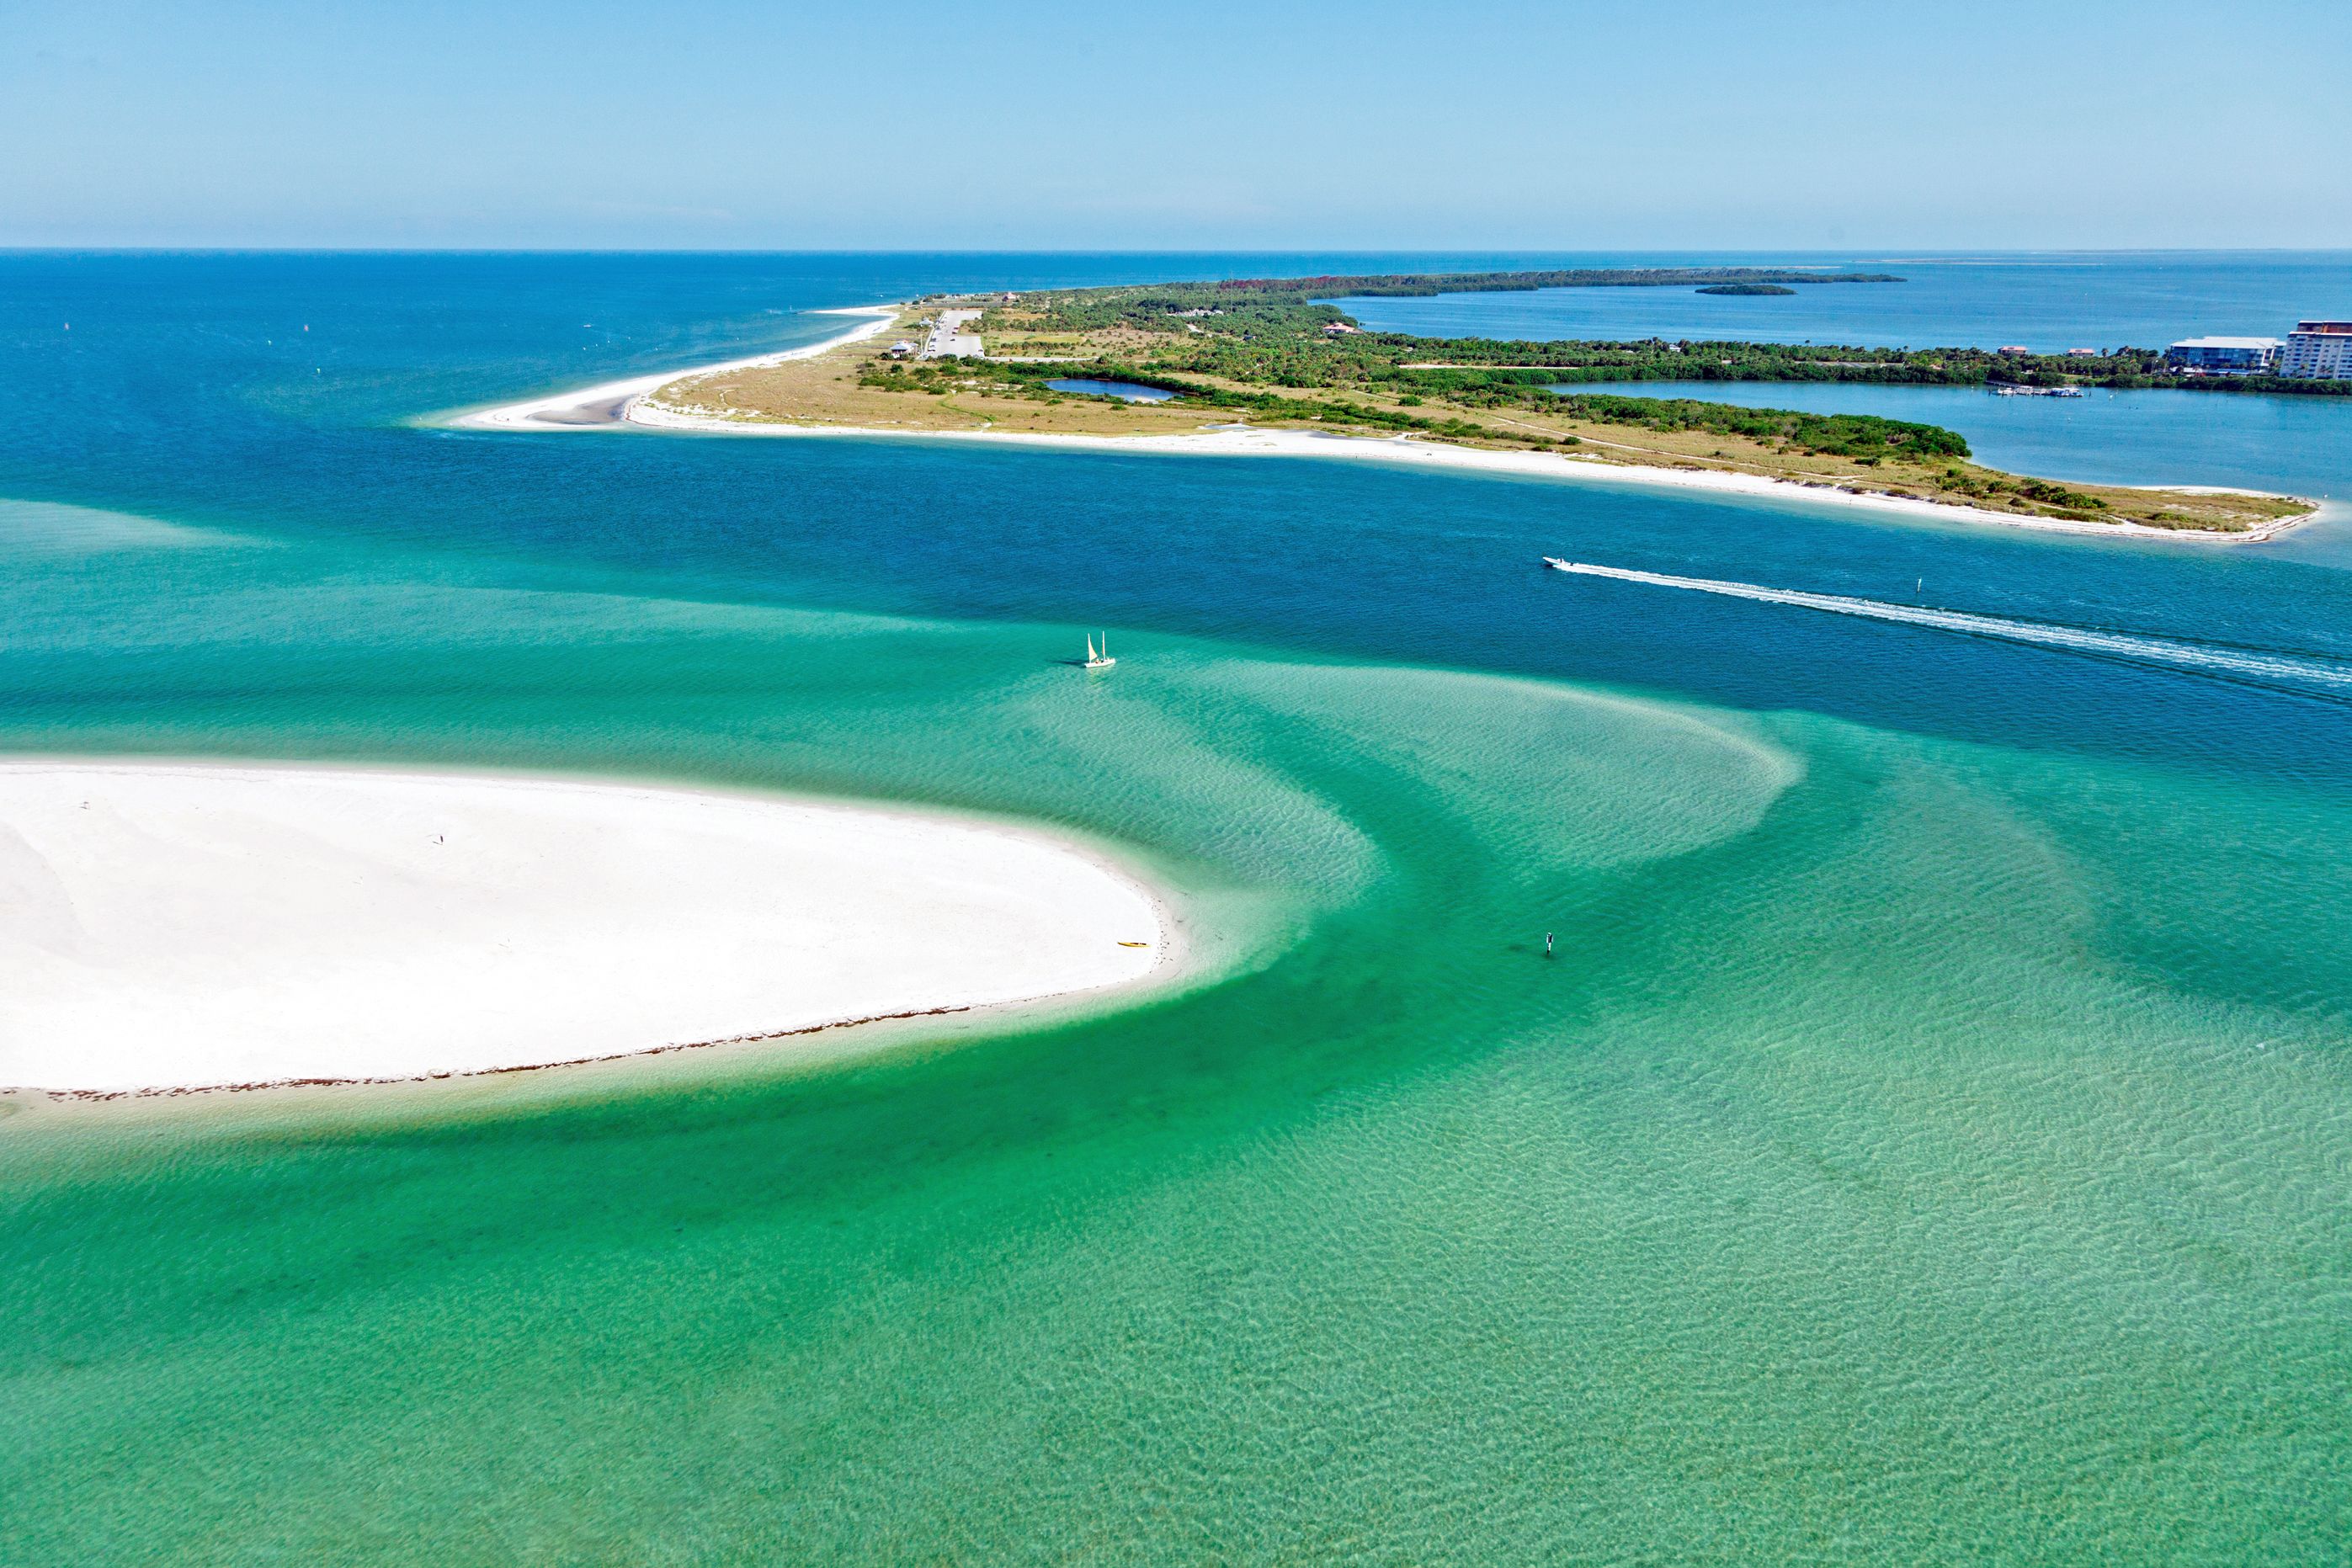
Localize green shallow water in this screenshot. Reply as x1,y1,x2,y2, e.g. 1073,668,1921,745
3,500,2348,1562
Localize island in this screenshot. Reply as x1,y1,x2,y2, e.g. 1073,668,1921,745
1696,283,1798,296
484,270,2319,539
1204,266,1903,295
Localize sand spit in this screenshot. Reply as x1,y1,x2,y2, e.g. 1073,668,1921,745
0,761,1169,1094
450,307,898,431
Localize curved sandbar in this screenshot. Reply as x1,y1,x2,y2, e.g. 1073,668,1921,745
0,762,1168,1094
450,306,898,431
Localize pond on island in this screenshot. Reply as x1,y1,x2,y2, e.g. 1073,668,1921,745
1047,378,1177,403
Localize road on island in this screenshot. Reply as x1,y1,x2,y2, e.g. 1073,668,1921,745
922,309,985,359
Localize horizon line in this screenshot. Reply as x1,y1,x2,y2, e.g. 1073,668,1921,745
6,244,2351,258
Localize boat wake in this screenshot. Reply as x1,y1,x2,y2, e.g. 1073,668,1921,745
1542,559,2352,699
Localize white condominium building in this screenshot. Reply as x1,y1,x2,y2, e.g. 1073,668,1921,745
2278,322,2352,380
2163,336,2281,373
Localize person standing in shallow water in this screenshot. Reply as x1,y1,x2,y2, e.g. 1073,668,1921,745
1545,933,1554,959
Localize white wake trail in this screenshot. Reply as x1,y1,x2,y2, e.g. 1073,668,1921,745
1543,560,2352,692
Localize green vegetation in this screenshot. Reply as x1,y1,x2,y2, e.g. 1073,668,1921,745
863,359,1583,448
866,353,1969,463
673,270,2317,535
2178,373,2352,397
1185,267,1902,298
967,274,2351,399
1548,393,1970,461
886,284,1977,462
1696,283,1797,296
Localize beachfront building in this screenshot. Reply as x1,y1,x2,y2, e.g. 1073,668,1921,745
2278,322,2352,380
2163,336,2282,374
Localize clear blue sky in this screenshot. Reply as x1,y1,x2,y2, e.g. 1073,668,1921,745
5,0,2347,250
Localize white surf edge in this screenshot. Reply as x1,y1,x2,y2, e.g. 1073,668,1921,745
448,306,902,431
0,758,1189,1097
1541,560,2352,689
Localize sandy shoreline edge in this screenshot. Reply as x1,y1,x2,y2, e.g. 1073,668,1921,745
0,759,1186,1097
631,403,2321,545
448,306,900,432
457,304,2318,545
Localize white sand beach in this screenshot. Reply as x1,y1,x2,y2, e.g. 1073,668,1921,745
0,762,1168,1093
450,307,898,430
626,405,2316,545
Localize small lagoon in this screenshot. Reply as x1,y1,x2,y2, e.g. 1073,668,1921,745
1047,377,1176,402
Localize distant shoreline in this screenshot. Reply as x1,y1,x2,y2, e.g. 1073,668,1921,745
458,303,2316,545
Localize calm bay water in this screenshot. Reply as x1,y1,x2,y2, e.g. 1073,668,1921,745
2,253,2349,1564
1329,250,2352,351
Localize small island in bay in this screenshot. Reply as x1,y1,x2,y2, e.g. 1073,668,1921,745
545,268,2318,539
1697,282,1798,295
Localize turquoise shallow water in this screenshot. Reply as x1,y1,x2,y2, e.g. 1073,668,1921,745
3,255,2350,1562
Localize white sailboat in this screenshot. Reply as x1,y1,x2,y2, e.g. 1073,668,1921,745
1081,632,1116,670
